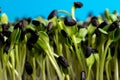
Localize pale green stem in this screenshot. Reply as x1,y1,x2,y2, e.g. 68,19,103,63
99,39,112,80
71,6,76,20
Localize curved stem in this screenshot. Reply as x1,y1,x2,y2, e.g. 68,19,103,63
71,6,76,20
58,10,72,17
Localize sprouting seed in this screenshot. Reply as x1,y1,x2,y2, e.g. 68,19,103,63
2,31,11,37
14,20,24,30
27,32,39,50
64,17,76,26
74,2,83,8
108,21,120,31
98,20,108,29
81,71,86,80
91,16,99,27
26,17,32,24
61,30,68,38
25,61,33,75
2,23,11,31
32,20,40,26
25,29,35,34
47,22,53,31
94,28,101,37
85,46,92,58
85,46,98,58
109,44,115,57
57,56,69,68
48,10,58,20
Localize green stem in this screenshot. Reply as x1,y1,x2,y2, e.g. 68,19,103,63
105,60,110,80
114,43,119,80
10,49,15,80
96,60,99,80
58,10,72,17
32,57,36,80
71,6,76,20
72,35,83,70
99,39,112,80
42,59,46,80
86,66,91,80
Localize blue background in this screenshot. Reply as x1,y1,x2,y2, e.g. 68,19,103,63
0,0,119,21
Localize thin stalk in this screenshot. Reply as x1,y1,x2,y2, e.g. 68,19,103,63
114,43,119,80
58,10,72,17
96,60,99,80
72,35,83,70
10,49,15,80
32,57,36,80
71,6,76,20
86,66,91,80
99,39,112,80
42,59,46,80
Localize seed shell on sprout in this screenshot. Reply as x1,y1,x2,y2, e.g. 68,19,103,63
64,17,76,26
47,22,53,31
61,30,68,38
32,20,40,26
2,23,10,31
27,32,39,50
97,20,108,29
85,46,98,58
48,10,58,20
14,20,24,30
108,21,120,31
57,56,69,68
85,46,92,58
74,2,83,8
26,17,32,24
109,44,115,57
25,61,33,75
91,16,99,27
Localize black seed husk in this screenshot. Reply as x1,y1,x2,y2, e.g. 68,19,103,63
26,17,32,24
25,61,33,75
27,32,39,50
91,16,99,27
57,56,69,68
98,20,108,29
47,22,53,31
81,71,86,80
74,2,83,8
94,28,101,37
48,10,58,20
85,46,92,58
61,30,68,38
85,46,98,58
108,21,120,31
25,29,35,34
64,17,76,26
32,20,40,26
109,44,115,57
2,23,10,31
2,31,11,37
14,20,24,30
